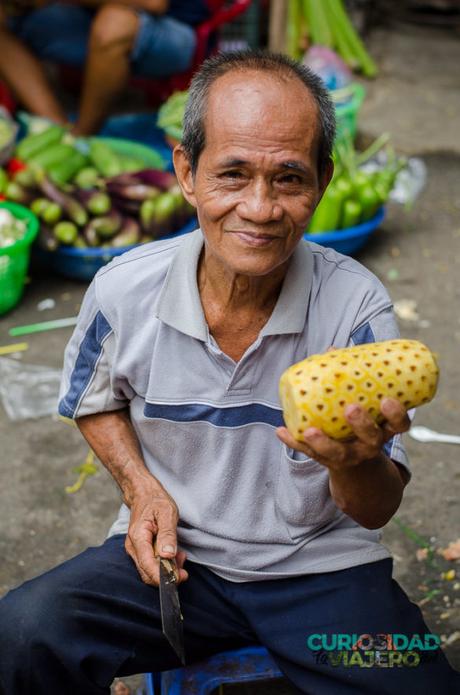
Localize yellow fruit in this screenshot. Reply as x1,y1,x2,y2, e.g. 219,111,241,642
279,339,439,441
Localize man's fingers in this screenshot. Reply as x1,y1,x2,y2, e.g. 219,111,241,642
344,404,383,450
380,397,411,438
155,503,179,558
126,533,160,586
276,426,317,459
302,427,348,464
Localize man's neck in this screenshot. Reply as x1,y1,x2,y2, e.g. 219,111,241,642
197,246,289,316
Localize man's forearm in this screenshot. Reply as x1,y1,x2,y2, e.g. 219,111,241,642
76,408,159,507
328,454,408,530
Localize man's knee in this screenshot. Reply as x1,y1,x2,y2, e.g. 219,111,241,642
0,573,74,660
90,5,139,52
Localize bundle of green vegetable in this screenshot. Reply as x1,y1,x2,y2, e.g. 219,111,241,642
307,134,406,234
157,90,188,142
12,125,162,187
286,0,378,78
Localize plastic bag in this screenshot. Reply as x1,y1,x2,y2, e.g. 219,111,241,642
359,152,427,206
0,357,62,420
302,46,352,91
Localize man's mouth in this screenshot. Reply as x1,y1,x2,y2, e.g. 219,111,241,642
230,231,280,247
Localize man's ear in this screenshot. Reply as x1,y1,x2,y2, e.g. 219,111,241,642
318,158,334,198
173,145,197,208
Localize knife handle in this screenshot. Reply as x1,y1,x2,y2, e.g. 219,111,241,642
153,539,179,582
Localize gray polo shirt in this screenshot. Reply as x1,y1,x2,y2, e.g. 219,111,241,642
59,229,410,582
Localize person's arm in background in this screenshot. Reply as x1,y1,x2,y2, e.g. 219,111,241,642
76,408,188,586
0,5,67,123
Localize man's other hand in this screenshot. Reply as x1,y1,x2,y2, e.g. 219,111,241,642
124,484,188,586
276,397,411,472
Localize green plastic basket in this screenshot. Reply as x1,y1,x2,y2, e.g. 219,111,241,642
0,202,39,315
334,83,366,144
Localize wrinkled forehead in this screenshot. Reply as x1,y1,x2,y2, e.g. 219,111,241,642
203,69,320,152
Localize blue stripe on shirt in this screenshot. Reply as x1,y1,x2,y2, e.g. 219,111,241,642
350,321,375,345
58,311,112,418
144,402,284,428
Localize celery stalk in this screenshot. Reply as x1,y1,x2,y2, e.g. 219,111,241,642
325,0,378,77
286,0,303,59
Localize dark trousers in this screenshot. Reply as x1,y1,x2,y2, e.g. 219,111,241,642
0,534,458,694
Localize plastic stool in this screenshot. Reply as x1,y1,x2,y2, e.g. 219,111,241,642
144,645,283,694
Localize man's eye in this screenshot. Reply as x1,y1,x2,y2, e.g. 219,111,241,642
278,174,303,185
221,171,243,179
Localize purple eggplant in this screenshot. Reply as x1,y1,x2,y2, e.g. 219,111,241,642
110,217,141,248
106,181,161,202
84,210,123,242
36,171,88,227
107,169,176,191
37,224,60,252
109,194,142,217
77,189,111,216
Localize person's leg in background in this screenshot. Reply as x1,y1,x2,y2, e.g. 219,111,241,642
0,6,68,123
238,559,460,694
3,3,196,135
74,7,197,135
0,535,256,695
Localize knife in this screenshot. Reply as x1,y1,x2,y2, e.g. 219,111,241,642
158,556,186,665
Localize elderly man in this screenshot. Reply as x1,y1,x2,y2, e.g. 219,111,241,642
0,51,458,694
0,1,208,134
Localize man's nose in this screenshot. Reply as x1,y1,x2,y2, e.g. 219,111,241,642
236,180,283,223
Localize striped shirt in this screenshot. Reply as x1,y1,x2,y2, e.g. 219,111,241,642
59,229,410,582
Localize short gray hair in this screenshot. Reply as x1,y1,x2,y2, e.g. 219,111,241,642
181,49,336,176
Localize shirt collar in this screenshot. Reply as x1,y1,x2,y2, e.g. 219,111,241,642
155,228,314,340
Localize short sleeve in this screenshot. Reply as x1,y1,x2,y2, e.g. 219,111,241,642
348,306,412,479
58,281,129,419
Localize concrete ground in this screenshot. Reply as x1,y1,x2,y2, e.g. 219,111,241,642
0,20,459,694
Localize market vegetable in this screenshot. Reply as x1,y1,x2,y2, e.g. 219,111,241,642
279,339,439,441
308,183,344,234
27,143,76,169
37,224,60,252
41,201,62,225
110,217,140,247
289,0,378,77
36,172,88,227
341,198,361,228
4,181,34,205
48,150,88,186
0,168,7,194
12,168,36,188
78,190,111,216
30,197,50,217
0,208,27,247
54,221,78,245
89,140,122,177
16,125,64,161
74,166,100,189
85,210,122,239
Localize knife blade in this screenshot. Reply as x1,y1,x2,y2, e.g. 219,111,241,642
158,557,185,665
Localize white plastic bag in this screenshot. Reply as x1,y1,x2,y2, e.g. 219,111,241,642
0,357,62,420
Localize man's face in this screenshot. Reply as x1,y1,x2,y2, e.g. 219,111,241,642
174,69,333,277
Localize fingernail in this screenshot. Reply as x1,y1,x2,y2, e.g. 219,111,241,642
162,545,175,554
345,404,360,418
304,427,320,439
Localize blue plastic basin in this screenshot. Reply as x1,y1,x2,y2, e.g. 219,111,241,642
33,217,198,282
304,207,385,255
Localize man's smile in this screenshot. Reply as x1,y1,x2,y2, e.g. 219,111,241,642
229,230,282,247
